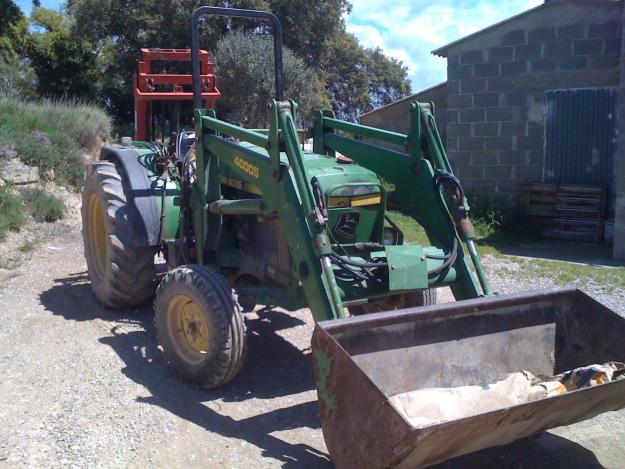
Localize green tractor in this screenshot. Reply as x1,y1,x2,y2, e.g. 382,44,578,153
83,6,490,388
82,7,625,468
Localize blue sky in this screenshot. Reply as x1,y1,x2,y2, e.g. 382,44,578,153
346,0,543,91
16,0,543,91
15,0,62,16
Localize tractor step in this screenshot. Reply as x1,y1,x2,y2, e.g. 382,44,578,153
312,287,625,468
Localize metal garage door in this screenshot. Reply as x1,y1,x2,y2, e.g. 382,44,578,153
544,88,618,198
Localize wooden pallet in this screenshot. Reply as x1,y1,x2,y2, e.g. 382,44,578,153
520,183,607,242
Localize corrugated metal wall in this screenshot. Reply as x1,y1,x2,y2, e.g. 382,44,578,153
544,88,618,197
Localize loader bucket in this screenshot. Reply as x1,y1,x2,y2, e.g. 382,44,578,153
311,287,625,469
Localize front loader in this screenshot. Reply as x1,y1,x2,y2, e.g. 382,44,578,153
81,7,625,468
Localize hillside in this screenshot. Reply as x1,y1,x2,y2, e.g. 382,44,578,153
0,97,111,276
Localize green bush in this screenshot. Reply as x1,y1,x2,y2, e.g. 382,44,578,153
0,185,25,240
0,97,111,190
22,188,64,223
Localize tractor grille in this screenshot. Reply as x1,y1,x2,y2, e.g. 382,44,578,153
238,214,292,284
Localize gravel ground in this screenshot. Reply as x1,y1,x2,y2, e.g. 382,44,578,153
1,226,624,468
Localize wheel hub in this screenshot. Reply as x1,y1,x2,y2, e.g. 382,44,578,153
168,294,210,360
88,193,108,279
180,301,210,353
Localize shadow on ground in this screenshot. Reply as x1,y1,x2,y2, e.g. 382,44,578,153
40,272,604,469
493,240,621,268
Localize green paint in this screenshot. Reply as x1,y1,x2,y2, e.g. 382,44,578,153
314,348,336,411
125,97,492,322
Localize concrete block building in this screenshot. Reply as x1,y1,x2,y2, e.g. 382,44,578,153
360,0,625,259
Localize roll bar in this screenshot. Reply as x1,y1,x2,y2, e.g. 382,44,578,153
191,6,284,109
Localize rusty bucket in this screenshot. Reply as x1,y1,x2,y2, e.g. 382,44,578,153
312,287,625,468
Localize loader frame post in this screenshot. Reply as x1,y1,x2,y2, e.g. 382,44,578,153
194,102,346,321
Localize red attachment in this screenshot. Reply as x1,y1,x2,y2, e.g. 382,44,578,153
133,48,221,141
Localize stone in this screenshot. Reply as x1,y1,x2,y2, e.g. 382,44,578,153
515,44,541,61
485,165,512,178
486,107,514,122
458,137,485,151
557,24,585,40
0,144,18,161
500,121,527,136
29,131,52,149
459,108,485,123
501,61,527,76
589,55,619,70
449,65,472,80
473,122,499,137
543,41,572,58
447,123,471,138
531,58,558,73
488,46,513,62
485,136,513,151
460,78,487,94
528,27,555,43
487,77,514,92
502,29,526,46
588,22,619,39
473,92,499,107
573,39,603,55
461,50,485,65
503,91,528,106
559,56,587,70
448,94,473,109
473,151,498,165
0,158,39,185
474,63,499,78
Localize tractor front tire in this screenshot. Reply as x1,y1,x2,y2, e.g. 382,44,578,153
154,265,247,389
348,289,437,316
81,162,156,308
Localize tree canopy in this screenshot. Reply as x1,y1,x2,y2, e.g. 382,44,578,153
7,0,412,125
213,31,328,127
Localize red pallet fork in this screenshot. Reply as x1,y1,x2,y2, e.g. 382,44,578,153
134,48,221,141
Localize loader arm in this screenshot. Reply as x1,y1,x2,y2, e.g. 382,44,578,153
311,104,493,299
188,6,491,322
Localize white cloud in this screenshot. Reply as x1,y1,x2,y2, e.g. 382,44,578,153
347,0,546,92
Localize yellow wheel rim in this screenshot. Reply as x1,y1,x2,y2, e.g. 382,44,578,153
88,194,108,279
168,294,211,364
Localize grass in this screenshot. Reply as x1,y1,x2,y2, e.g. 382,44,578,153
0,184,25,240
386,207,625,292
0,185,64,242
18,239,36,253
386,208,539,252
21,188,64,223
0,97,111,190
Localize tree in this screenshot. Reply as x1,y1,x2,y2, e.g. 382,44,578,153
66,0,270,122
267,0,351,65
64,0,411,125
0,0,29,61
365,48,411,111
0,1,37,99
320,32,410,121
28,8,99,100
213,31,327,127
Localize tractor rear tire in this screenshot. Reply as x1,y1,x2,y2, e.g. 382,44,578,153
81,162,156,308
154,265,247,389
348,289,437,316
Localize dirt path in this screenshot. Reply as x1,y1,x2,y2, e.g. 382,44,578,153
1,228,624,468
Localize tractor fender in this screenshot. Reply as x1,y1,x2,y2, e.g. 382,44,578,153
100,146,161,247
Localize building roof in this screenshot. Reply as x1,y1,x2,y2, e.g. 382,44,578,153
432,2,548,57
432,0,622,57
359,82,447,118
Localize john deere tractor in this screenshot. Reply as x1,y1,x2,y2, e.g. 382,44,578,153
82,6,491,388
81,7,625,468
